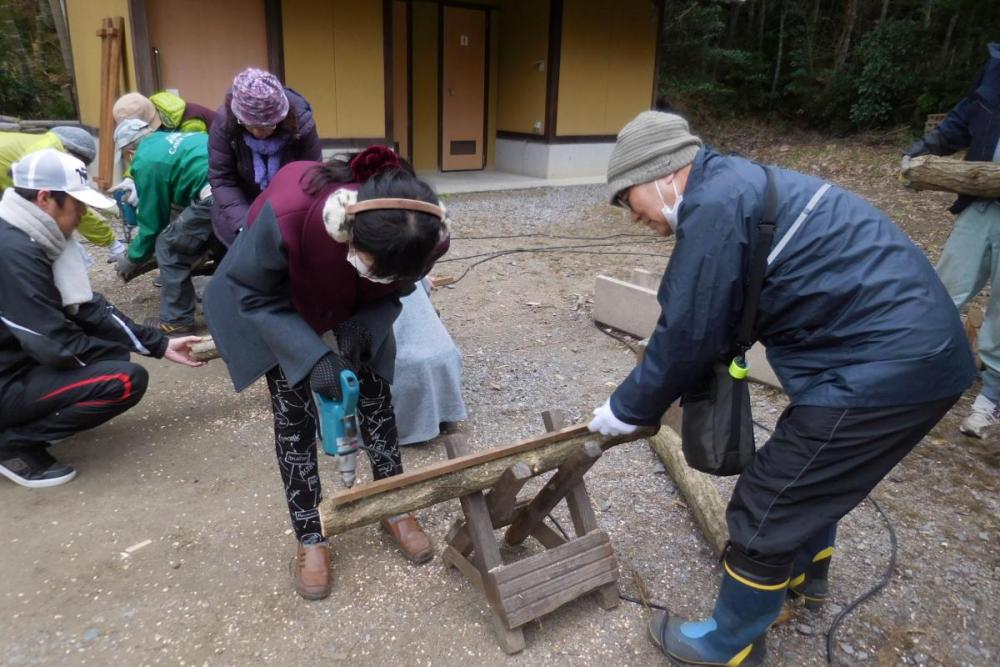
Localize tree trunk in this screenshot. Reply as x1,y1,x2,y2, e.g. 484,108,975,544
923,0,933,29
757,0,767,52
940,12,958,63
901,155,1000,199
771,2,786,97
44,0,78,118
879,0,889,25
834,0,858,71
806,0,821,73
727,1,742,48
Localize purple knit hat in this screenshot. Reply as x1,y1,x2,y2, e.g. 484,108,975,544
230,68,290,127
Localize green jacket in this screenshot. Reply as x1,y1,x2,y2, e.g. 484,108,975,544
0,131,116,247
128,132,209,262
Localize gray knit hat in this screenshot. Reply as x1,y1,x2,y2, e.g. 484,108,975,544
606,111,703,206
50,126,97,165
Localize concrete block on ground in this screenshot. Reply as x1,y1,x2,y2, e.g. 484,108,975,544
593,275,659,339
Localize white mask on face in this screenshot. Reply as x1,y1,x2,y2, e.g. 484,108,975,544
347,246,395,284
654,178,683,232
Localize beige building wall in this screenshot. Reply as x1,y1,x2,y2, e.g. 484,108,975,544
282,0,385,139
556,0,657,136
496,0,549,135
66,0,138,127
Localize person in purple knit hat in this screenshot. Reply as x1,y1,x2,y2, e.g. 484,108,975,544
207,68,321,248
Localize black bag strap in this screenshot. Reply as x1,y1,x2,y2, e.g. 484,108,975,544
734,166,778,356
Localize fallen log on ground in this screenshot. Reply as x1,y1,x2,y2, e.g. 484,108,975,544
320,423,658,536
900,155,1000,199
648,427,728,556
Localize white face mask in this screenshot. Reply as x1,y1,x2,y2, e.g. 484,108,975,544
654,178,683,232
347,246,395,284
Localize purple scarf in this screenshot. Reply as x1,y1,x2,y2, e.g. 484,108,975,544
244,133,289,190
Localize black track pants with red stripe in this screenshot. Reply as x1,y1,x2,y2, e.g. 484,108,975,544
0,358,149,449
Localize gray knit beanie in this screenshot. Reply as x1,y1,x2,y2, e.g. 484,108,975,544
606,111,703,206
50,126,98,165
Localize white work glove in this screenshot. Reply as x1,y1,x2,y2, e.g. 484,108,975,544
110,177,139,206
588,399,638,436
106,239,127,263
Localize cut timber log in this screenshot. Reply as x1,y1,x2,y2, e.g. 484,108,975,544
901,155,1000,199
648,428,728,556
320,424,657,536
190,337,220,362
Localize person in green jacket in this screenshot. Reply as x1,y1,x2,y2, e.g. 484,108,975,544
112,119,222,336
0,128,124,258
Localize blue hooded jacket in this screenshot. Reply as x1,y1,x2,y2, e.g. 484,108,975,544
611,148,975,426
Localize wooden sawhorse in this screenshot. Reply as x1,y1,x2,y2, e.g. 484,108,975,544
441,410,620,653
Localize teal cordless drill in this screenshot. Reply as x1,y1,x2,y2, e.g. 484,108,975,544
313,369,362,488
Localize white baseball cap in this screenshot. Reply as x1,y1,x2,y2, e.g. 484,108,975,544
10,148,115,209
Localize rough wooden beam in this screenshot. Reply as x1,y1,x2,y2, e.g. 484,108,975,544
320,425,657,536
901,155,1000,199
648,428,728,556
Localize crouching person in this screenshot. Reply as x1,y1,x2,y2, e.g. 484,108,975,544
588,112,975,666
113,119,224,336
0,150,205,488
204,147,449,600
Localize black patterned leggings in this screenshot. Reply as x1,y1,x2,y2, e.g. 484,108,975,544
265,365,402,545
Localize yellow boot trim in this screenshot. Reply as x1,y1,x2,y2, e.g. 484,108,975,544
728,643,754,666
790,572,807,589
724,562,789,591
812,547,834,562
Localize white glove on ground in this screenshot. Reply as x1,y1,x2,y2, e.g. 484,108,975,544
588,399,638,436
110,177,139,206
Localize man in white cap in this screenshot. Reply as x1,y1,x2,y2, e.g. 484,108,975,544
0,149,204,488
0,126,125,259
588,111,973,666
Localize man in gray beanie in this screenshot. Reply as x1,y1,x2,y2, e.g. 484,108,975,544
588,111,973,666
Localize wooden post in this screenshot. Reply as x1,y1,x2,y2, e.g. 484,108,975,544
95,17,126,189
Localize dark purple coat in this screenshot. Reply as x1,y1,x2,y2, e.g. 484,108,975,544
207,87,321,247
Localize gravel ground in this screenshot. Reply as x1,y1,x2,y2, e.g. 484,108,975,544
1,132,997,666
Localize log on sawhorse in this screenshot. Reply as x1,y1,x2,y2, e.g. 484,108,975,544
440,410,622,654
318,421,656,536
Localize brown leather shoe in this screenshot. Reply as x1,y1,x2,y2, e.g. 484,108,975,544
292,541,331,600
381,514,433,564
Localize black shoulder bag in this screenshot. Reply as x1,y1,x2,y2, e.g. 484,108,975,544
679,167,778,476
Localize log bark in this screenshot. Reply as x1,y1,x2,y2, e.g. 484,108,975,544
190,337,220,362
648,428,728,556
901,155,1000,199
320,425,658,536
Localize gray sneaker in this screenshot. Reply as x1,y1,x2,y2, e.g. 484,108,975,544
960,394,999,438
0,445,76,488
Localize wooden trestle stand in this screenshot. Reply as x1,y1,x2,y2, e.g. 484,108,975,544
440,410,620,654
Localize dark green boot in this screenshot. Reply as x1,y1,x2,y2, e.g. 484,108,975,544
788,524,837,611
648,546,791,666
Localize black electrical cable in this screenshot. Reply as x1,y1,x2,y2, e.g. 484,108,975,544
454,231,661,241
545,513,572,542
825,496,897,666
442,248,672,285
438,237,670,264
